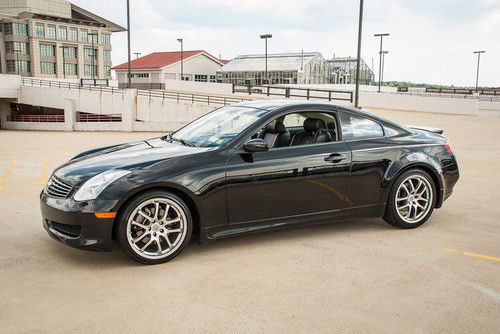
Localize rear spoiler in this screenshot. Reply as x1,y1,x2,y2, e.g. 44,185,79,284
407,125,444,134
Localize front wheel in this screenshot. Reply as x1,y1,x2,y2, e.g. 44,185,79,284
383,169,436,229
117,191,192,264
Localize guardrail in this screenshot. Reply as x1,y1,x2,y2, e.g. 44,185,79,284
22,77,123,94
76,113,122,122
232,84,353,102
137,89,252,106
425,87,500,96
7,114,65,122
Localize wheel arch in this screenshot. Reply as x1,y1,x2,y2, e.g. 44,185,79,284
111,183,201,241
384,154,444,208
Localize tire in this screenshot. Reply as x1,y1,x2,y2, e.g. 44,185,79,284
383,169,436,229
117,190,192,264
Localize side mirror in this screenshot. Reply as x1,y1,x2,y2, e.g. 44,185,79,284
244,138,269,152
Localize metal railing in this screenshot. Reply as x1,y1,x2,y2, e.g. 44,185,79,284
76,113,122,122
425,87,500,96
136,89,252,106
7,114,65,122
22,77,123,94
232,84,353,102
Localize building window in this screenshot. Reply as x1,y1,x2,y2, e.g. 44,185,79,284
40,62,56,74
5,42,29,55
84,48,97,60
47,25,56,39
101,34,111,45
195,74,208,82
80,29,88,43
36,23,45,38
64,63,78,76
3,23,28,36
59,26,67,40
127,73,149,78
88,30,98,43
40,43,56,57
209,75,216,83
84,64,97,77
103,50,111,61
104,66,111,77
6,60,30,73
69,28,78,41
62,46,77,58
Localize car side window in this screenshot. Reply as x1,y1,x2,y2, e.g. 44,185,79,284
340,113,384,141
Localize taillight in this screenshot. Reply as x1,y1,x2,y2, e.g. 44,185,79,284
444,141,453,154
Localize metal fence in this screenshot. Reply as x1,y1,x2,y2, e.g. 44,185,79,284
232,84,353,102
7,114,65,122
76,113,122,122
22,77,123,94
137,89,252,106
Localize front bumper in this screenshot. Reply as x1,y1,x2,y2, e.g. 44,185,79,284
40,192,116,251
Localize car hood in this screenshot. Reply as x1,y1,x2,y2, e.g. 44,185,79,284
54,138,212,185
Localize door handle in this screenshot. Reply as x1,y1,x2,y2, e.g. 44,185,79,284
324,153,347,163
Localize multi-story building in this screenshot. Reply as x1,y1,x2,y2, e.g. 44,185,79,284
218,52,332,85
0,0,125,80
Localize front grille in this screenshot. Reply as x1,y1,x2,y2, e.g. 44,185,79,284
49,221,82,238
46,175,73,198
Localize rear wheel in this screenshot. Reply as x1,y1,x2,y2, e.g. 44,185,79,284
383,169,436,229
117,191,192,264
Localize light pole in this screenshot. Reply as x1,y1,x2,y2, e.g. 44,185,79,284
354,0,364,108
59,45,68,78
374,33,389,92
473,50,485,92
88,32,98,82
381,51,389,84
134,52,141,59
260,34,272,85
126,0,131,88
177,38,183,80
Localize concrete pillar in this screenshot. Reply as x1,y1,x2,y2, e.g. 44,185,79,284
121,89,136,131
64,99,76,131
0,99,11,129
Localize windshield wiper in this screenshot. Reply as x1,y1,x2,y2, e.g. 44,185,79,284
170,136,195,147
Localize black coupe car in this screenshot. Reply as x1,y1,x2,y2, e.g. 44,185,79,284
41,100,459,264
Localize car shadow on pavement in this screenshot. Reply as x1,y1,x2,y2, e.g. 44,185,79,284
43,218,396,267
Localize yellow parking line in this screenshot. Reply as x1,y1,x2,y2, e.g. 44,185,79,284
39,160,49,185
443,248,500,263
0,160,18,190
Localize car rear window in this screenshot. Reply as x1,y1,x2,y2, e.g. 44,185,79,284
340,113,384,140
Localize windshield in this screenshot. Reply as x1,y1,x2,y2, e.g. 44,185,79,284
170,106,269,147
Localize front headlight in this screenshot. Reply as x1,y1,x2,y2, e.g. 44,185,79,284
73,169,131,201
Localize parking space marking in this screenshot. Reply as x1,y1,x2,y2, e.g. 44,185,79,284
443,248,500,263
0,160,18,190
39,160,49,185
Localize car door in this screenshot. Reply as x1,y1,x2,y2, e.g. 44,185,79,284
225,111,352,225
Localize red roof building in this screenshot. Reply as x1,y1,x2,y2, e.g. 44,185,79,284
113,50,226,88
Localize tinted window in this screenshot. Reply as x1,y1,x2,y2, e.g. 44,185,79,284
340,113,384,140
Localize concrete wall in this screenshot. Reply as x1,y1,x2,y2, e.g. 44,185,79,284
359,92,478,115
0,74,22,98
163,79,233,95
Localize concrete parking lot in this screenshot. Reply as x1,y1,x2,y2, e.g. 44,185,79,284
0,109,499,333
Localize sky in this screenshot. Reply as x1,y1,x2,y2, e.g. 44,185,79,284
72,0,500,87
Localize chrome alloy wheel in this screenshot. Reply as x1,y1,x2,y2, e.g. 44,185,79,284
126,198,187,260
395,175,433,224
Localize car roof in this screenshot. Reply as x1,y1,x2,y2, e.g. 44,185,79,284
231,99,340,111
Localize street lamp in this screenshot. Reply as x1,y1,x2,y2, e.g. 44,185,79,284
88,32,98,82
354,0,364,108
473,50,485,92
381,51,389,84
126,0,131,88
260,34,272,85
177,38,183,80
59,45,68,78
374,33,389,92
134,52,141,59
